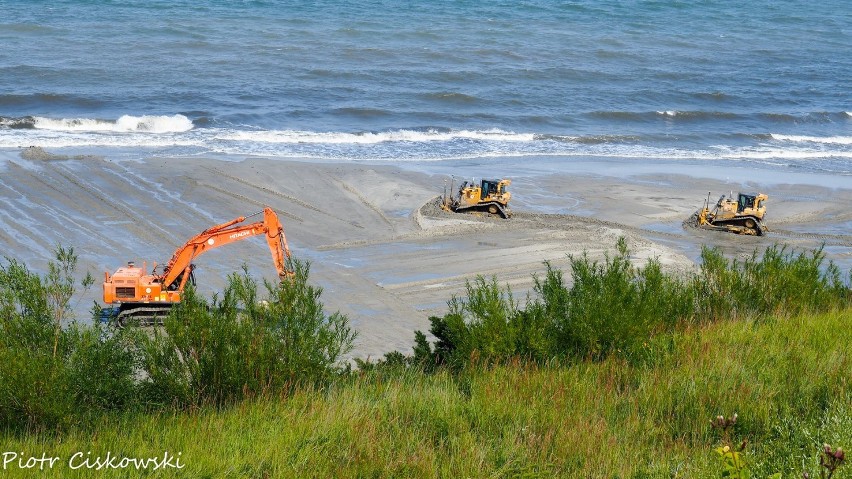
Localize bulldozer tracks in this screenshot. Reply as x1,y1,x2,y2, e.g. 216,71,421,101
198,181,305,222
336,179,394,228
770,229,852,245
201,166,365,228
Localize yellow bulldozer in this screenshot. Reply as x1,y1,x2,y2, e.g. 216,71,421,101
695,191,768,236
442,177,512,218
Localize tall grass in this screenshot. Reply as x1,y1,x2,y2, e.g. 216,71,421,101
2,310,849,478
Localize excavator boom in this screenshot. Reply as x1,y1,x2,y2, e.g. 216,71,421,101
160,207,292,291
103,206,293,325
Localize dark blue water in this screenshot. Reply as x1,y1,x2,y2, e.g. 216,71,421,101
1,0,850,172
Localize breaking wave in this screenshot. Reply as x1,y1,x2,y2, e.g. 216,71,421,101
1,125,850,174
0,116,36,129
589,110,851,124
771,134,852,145
215,128,535,144
29,114,194,133
655,110,739,120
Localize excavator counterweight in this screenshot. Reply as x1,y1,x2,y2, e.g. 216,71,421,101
103,206,293,326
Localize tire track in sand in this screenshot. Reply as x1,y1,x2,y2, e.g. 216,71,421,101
201,166,362,227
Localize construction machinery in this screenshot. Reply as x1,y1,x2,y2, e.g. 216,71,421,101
442,177,512,218
694,192,768,236
103,207,292,326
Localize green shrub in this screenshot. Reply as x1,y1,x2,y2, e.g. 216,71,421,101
697,245,849,321
411,276,557,371
408,239,849,370
539,237,694,360
138,260,356,408
0,247,137,432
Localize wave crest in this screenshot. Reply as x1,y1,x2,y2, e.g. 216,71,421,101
32,114,194,133
216,128,535,144
0,116,36,129
771,134,852,145
655,110,738,119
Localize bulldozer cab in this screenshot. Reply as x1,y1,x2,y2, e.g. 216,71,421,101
737,194,755,213
736,193,766,215
481,179,500,199
444,176,512,218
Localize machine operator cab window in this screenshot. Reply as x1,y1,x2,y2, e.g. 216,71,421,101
737,193,756,213
481,179,501,199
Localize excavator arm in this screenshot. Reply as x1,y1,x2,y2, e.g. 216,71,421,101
102,206,294,325
158,207,292,291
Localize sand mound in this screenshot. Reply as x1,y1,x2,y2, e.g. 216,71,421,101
19,146,104,162
20,146,68,161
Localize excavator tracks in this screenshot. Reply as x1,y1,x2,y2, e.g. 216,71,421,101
103,304,172,327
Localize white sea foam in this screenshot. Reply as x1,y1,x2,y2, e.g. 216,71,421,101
771,134,852,145
32,114,194,133
215,128,534,144
0,129,200,149
732,149,852,160
2,126,851,170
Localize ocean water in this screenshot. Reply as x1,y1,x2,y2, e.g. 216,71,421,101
1,0,850,174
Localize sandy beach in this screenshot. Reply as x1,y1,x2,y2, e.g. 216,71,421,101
1,149,850,359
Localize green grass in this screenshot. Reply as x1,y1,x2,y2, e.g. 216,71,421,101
3,309,849,478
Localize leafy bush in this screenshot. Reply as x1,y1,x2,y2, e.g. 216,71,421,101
697,244,849,321
411,276,558,371
408,239,850,370
0,247,137,432
137,260,356,408
539,237,694,360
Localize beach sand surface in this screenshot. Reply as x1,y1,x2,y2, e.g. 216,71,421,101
1,150,849,359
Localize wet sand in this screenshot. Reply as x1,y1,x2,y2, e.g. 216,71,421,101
1,149,849,359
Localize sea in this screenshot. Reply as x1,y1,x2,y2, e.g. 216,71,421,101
1,0,851,177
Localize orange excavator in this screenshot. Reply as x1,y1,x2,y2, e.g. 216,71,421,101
103,206,292,326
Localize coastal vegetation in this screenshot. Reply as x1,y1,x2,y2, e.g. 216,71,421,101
0,241,849,477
